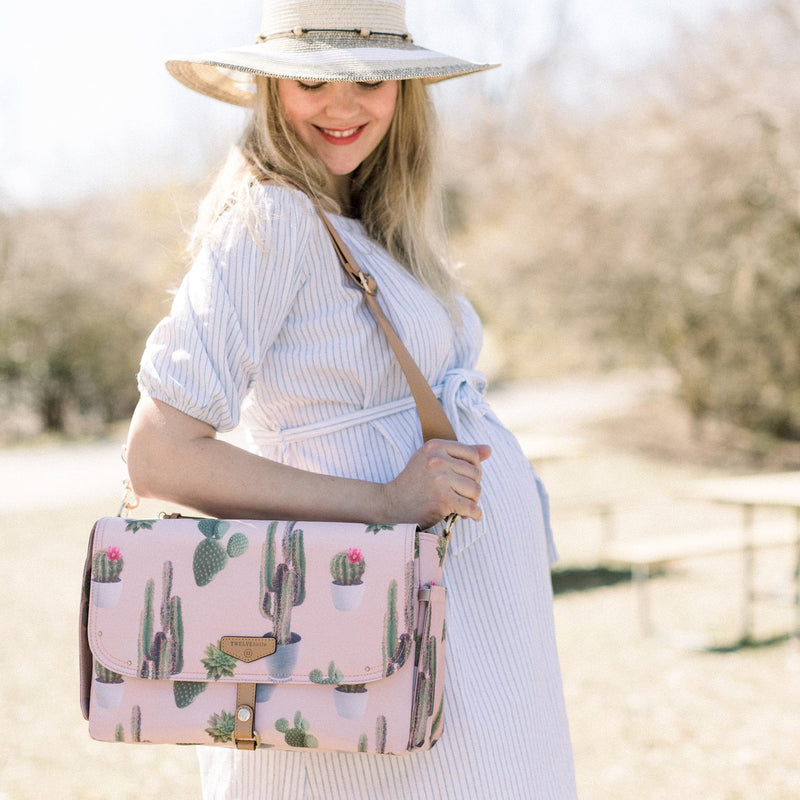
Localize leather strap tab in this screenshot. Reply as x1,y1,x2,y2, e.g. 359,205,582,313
234,683,259,750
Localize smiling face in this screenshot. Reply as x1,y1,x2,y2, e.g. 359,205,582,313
277,79,399,178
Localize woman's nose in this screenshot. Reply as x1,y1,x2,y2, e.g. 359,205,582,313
324,84,360,117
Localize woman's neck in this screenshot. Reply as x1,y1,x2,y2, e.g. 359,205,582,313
332,174,352,214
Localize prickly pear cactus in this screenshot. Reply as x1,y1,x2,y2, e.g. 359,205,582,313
226,532,249,558
173,680,207,709
275,711,318,748
309,661,344,685
193,520,230,586
192,521,249,586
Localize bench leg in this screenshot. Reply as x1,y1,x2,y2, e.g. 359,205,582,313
794,509,800,643
741,504,755,645
633,563,653,636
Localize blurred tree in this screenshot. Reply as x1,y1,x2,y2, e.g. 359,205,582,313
0,188,192,436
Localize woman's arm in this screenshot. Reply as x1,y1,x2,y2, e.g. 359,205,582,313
126,396,490,528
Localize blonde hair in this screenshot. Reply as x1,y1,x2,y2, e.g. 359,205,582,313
193,78,459,304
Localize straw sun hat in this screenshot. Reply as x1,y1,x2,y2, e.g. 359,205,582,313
166,0,498,107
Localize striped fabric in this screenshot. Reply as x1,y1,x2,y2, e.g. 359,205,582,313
138,184,577,799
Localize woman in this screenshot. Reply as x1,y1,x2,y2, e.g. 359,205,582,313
126,1,577,797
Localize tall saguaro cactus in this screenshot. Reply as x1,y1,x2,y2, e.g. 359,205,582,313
259,521,306,645
409,593,438,749
382,579,412,676
138,560,184,679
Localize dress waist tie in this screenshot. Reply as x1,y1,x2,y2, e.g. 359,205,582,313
251,368,490,449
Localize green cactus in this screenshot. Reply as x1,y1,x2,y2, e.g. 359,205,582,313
193,526,229,586
192,520,248,585
138,561,184,680
202,643,238,680
198,519,229,541
436,535,448,567
336,683,366,694
365,524,394,534
382,579,412,676
226,532,249,558
376,715,387,754
259,521,306,646
330,549,366,585
124,519,155,532
173,681,207,709
205,710,236,744
275,711,318,748
309,661,344,685
409,590,440,749
94,662,124,684
91,548,124,582
131,705,142,743
115,723,124,742
358,733,368,752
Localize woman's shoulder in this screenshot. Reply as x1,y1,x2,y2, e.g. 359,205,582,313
205,180,317,258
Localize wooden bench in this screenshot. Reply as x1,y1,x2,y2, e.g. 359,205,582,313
600,527,799,643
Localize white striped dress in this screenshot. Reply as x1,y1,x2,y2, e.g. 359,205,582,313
138,184,577,799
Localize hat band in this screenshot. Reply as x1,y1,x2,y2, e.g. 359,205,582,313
259,28,412,42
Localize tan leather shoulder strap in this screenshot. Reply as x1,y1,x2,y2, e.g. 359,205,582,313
313,203,457,443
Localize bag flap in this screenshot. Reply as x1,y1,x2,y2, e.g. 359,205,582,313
85,517,420,686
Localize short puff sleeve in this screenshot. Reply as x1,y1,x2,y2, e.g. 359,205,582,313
137,185,311,431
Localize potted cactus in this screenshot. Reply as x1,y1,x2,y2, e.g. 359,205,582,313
94,661,125,709
334,683,369,719
91,546,124,607
329,548,366,611
259,521,306,685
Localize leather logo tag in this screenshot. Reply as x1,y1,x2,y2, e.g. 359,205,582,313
220,636,277,663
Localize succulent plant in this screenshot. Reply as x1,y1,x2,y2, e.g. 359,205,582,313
330,548,366,585
275,711,318,748
358,733,368,752
205,710,235,744
91,548,124,582
124,520,155,532
201,643,238,680
365,524,394,534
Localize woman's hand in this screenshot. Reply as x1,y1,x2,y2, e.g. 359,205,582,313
381,440,492,529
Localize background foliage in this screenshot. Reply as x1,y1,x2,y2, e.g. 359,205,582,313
1,1,799,442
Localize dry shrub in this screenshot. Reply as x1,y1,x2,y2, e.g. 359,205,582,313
0,187,194,437
451,0,800,439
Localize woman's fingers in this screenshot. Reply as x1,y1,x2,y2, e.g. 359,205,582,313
385,440,492,527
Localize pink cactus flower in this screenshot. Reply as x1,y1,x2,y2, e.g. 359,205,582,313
107,547,121,561
347,547,363,564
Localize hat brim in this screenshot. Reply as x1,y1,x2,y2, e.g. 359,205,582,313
166,33,498,107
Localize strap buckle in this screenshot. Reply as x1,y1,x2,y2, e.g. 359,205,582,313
354,270,377,296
